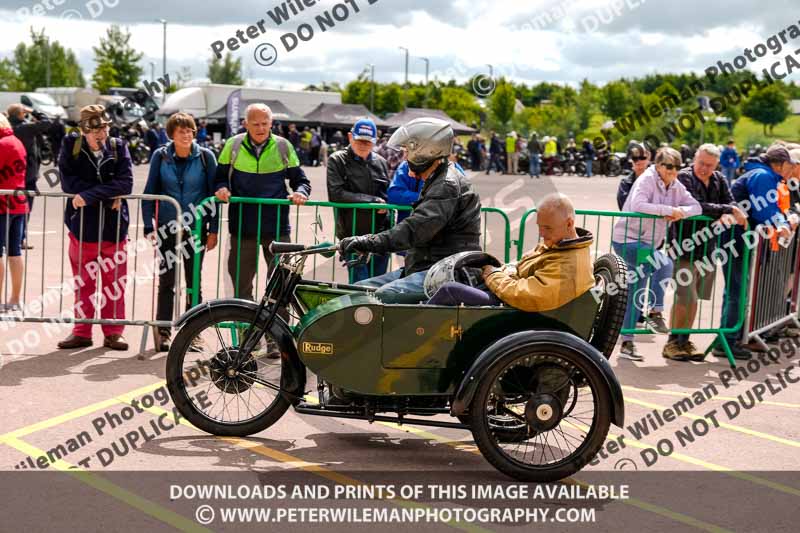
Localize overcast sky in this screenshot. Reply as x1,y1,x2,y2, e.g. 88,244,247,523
0,0,798,89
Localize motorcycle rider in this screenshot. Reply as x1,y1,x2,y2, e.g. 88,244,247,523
339,117,482,303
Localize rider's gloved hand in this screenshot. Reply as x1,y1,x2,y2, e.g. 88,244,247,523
339,236,370,255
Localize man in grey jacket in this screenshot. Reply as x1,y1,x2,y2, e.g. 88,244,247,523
327,119,391,283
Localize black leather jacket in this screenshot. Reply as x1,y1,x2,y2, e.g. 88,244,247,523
357,162,482,275
327,147,390,239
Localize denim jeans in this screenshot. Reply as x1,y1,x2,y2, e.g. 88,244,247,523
348,253,389,284
722,166,736,186
356,269,428,303
612,241,673,342
427,281,502,306
585,159,593,177
720,226,747,344
529,153,541,177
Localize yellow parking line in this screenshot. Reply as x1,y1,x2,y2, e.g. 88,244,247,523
0,381,164,442
625,396,800,450
2,436,212,533
378,421,731,532
118,399,490,533
622,385,800,409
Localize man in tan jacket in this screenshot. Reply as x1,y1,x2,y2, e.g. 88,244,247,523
427,193,595,310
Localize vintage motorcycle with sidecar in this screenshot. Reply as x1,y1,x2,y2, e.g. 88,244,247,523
165,242,628,482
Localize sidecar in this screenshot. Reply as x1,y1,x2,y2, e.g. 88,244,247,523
289,253,629,481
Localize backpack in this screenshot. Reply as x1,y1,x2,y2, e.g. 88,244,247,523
227,133,290,189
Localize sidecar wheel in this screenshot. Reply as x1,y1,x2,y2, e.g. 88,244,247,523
469,344,611,482
588,253,628,359
166,305,291,437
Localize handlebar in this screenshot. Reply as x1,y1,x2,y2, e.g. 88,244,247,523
269,242,307,254
269,241,338,258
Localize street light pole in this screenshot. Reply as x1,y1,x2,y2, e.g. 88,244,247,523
367,63,375,112
158,19,167,80
419,57,429,108
399,46,409,109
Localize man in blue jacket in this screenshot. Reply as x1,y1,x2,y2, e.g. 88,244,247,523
720,139,740,186
57,105,133,351
722,144,798,358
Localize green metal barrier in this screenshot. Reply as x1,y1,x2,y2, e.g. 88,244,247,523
516,208,752,366
189,196,512,306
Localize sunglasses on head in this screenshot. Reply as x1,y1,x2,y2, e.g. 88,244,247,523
660,163,680,171
631,156,649,162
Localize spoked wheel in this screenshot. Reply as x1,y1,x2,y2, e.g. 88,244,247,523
166,305,291,436
470,344,612,482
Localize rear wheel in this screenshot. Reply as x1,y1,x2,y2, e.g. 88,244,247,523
605,156,622,176
469,344,611,482
588,253,628,359
166,305,291,437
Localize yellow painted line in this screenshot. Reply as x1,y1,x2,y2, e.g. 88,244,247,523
622,385,800,409
379,420,731,532
625,396,800,450
3,437,212,533
118,399,490,533
0,381,164,442
570,418,800,498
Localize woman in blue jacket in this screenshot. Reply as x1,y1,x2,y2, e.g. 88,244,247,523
143,113,220,351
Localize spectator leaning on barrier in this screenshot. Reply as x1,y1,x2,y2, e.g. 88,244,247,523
327,119,392,284
214,103,310,301
723,144,799,357
528,132,542,179
57,105,133,351
143,112,220,352
617,141,673,335
612,147,701,361
0,113,29,312
339,117,482,303
665,144,748,361
720,139,740,186
388,160,423,227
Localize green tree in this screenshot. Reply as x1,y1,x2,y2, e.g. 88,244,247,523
377,84,403,115
439,87,480,126
575,79,598,132
93,25,143,91
600,80,636,120
488,78,516,131
0,59,22,91
91,62,119,95
742,84,791,135
207,52,243,85
13,28,84,90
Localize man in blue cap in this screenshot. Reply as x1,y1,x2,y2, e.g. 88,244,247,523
327,118,391,283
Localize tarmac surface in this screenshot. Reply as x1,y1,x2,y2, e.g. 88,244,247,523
1,163,798,532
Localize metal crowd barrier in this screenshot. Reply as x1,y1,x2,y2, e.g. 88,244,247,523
189,196,512,306
0,190,184,357
516,208,752,366
743,232,800,349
